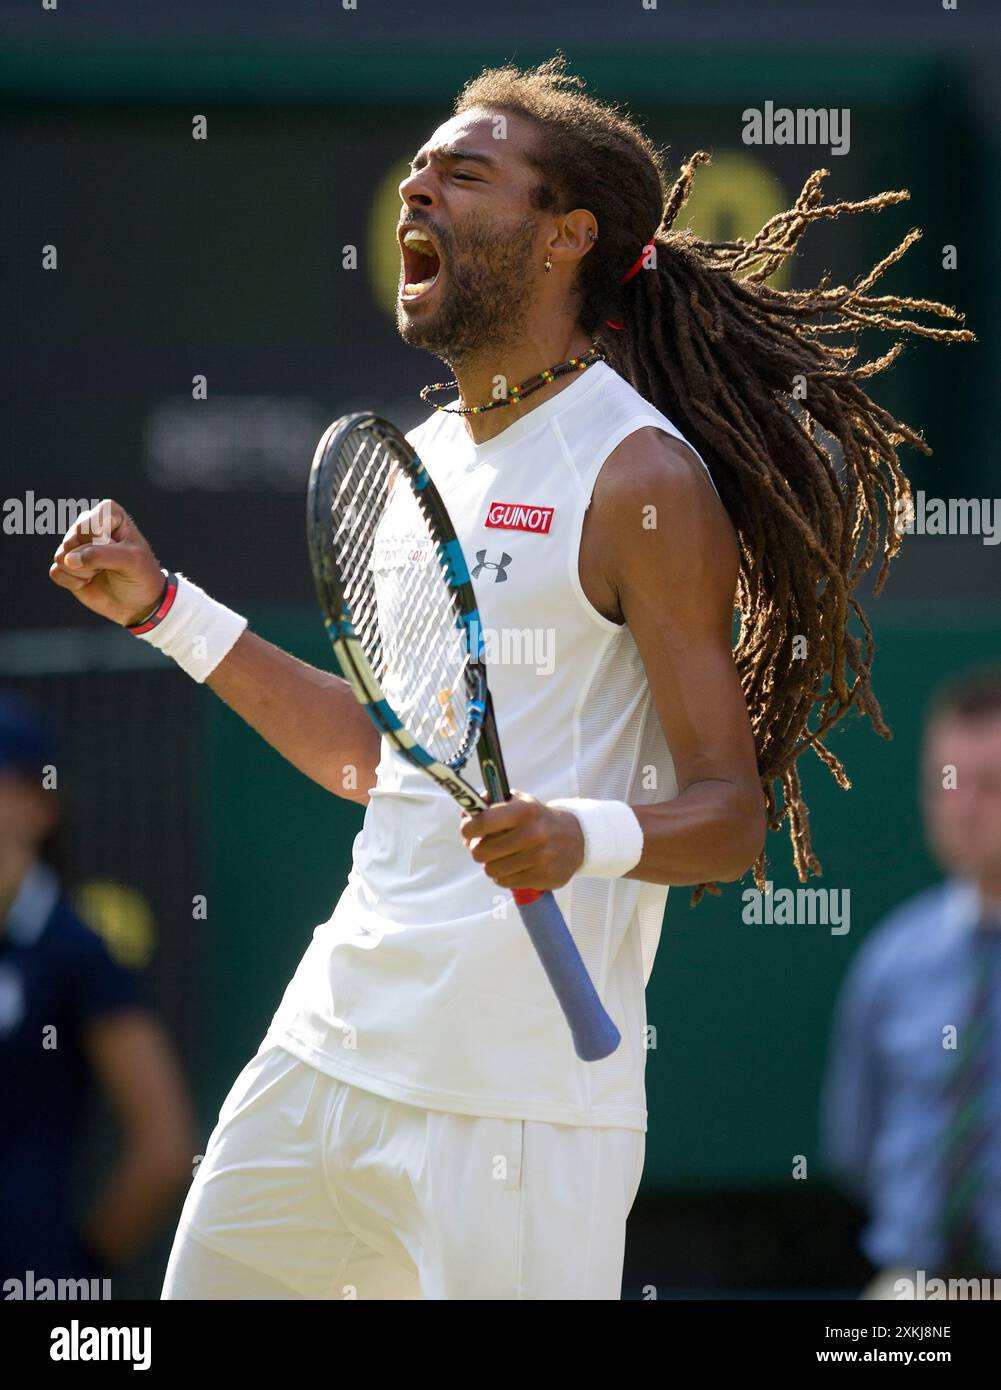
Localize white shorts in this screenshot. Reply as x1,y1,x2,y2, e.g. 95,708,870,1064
161,1043,645,1300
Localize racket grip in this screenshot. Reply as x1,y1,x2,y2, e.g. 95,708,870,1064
512,891,621,1062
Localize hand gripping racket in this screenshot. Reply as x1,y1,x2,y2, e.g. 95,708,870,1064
306,412,621,1062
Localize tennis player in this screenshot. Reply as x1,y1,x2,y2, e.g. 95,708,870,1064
49,57,968,1299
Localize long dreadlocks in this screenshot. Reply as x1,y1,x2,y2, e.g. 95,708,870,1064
454,55,974,905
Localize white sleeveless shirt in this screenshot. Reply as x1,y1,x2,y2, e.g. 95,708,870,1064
263,360,719,1131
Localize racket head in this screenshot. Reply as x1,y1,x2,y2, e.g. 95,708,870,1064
307,412,488,794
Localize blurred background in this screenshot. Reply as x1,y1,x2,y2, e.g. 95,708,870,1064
1,0,998,1298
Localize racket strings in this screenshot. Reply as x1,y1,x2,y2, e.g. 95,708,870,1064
328,431,472,764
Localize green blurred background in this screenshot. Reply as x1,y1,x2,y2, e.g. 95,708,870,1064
2,11,998,1295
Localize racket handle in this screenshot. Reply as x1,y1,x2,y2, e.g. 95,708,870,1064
512,890,621,1062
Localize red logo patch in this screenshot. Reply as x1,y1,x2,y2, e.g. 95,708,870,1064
484,501,554,534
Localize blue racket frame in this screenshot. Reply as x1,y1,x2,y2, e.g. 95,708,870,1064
307,413,621,1062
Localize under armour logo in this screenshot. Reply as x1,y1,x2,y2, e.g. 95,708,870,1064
472,550,512,583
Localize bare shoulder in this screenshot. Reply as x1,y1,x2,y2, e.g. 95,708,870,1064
590,426,737,576
578,426,738,627
592,426,721,516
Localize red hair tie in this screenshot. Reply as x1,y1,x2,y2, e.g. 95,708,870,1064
606,236,657,330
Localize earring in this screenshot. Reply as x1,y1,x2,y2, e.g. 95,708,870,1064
543,253,552,273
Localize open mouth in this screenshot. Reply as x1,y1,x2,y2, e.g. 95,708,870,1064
399,225,442,302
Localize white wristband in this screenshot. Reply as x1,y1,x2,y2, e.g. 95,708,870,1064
133,572,247,683
548,797,644,878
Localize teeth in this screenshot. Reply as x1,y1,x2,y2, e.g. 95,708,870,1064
401,228,440,299
402,275,438,297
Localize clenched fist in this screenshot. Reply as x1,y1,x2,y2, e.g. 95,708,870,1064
459,790,586,891
49,499,167,627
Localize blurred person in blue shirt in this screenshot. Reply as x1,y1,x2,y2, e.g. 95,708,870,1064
821,666,1001,1298
0,692,196,1295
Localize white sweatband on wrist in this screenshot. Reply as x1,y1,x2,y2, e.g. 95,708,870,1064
133,572,247,683
548,797,645,878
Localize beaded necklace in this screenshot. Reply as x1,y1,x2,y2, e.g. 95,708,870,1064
419,338,606,416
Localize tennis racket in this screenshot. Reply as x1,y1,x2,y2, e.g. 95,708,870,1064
306,412,621,1062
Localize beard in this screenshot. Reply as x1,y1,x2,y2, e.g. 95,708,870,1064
396,211,540,368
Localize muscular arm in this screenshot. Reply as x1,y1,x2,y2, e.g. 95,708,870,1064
48,500,382,806
595,428,767,885
204,632,381,806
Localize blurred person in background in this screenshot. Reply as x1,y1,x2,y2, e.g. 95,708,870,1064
821,666,1001,1299
0,692,196,1294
